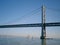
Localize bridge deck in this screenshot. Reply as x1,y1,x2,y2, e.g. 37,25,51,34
0,22,60,28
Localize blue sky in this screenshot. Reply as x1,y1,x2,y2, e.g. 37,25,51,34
0,0,60,38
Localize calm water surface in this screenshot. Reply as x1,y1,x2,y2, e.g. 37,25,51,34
0,37,60,45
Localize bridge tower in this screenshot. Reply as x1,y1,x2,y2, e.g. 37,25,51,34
40,5,46,39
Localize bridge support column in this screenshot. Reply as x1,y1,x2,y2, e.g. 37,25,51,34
40,5,46,39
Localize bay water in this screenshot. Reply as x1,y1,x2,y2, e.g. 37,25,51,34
0,37,60,45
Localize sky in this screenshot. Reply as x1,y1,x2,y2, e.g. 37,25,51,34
0,0,60,38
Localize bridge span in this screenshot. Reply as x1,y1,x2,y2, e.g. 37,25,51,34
0,22,60,28
0,5,60,39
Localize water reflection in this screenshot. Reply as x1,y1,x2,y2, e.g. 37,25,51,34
41,39,46,45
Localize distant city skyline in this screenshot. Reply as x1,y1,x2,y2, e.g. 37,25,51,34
0,0,60,38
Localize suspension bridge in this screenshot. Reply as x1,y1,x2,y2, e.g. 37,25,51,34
0,5,60,39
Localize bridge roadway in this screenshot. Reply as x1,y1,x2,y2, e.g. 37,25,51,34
0,22,60,28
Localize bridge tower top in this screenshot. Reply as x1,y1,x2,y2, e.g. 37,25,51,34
42,5,46,24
